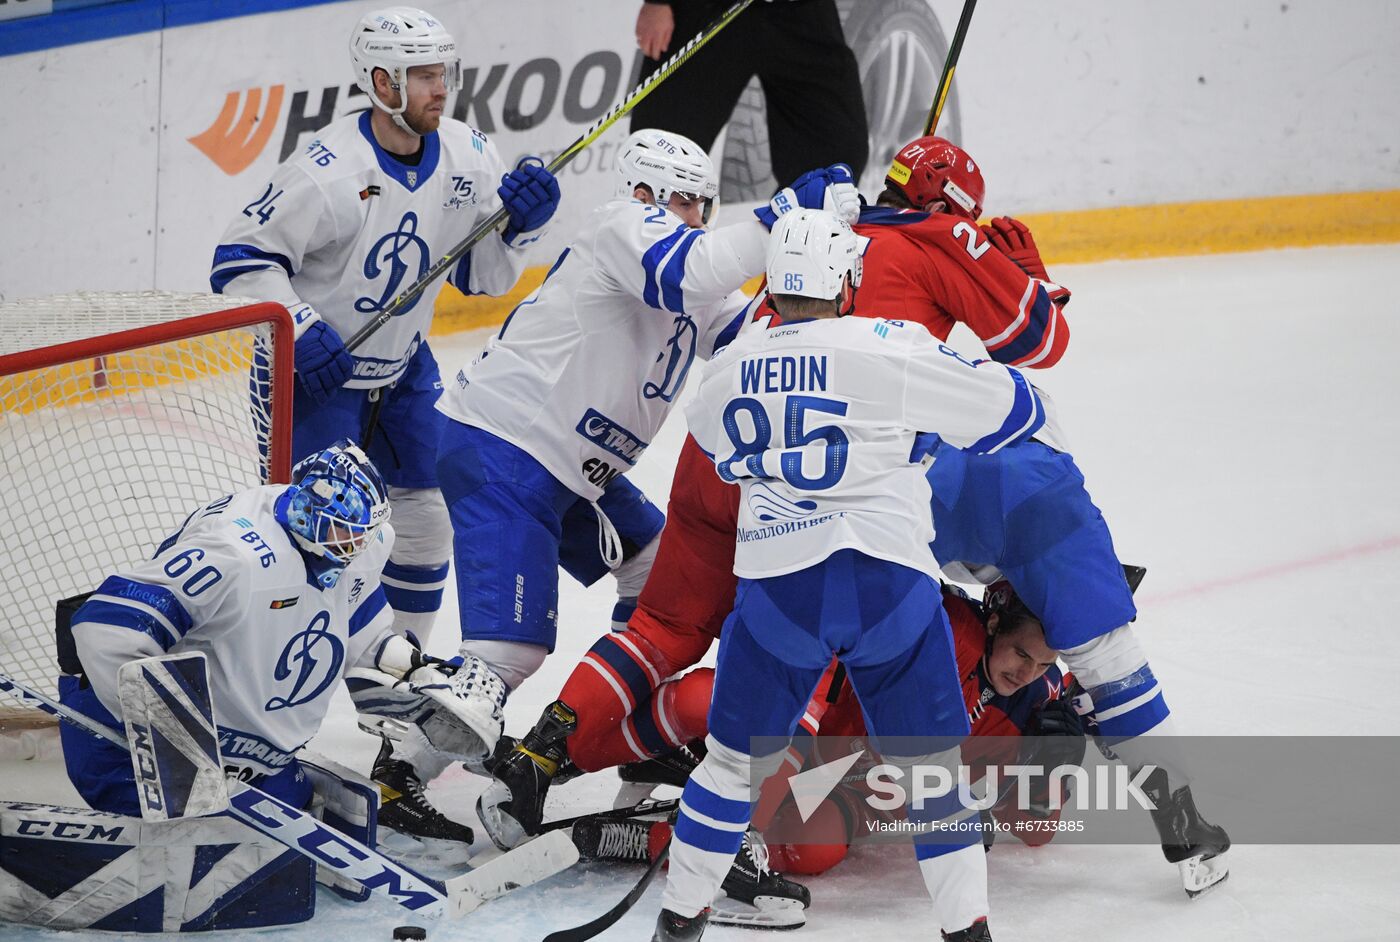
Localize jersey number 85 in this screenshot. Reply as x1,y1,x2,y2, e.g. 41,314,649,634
720,394,848,490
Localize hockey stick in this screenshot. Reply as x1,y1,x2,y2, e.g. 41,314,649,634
543,837,672,942
0,669,576,919
343,0,757,355
922,0,979,136
540,797,679,834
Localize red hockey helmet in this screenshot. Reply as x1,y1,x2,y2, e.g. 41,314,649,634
884,136,985,220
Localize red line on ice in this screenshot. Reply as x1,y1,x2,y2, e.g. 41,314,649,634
1139,534,1400,605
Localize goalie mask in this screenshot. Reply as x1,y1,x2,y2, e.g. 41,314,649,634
766,209,870,311
616,129,719,225
279,439,390,567
350,7,461,134
885,135,985,220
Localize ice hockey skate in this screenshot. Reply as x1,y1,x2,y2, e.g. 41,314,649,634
1142,767,1231,898
477,700,578,850
654,907,709,942
710,830,810,929
615,739,706,806
943,917,993,941
372,744,475,866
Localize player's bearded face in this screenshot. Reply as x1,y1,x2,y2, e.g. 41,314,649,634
401,64,449,135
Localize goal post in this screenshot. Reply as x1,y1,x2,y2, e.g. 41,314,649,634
0,292,294,741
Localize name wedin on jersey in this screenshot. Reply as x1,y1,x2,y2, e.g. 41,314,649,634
575,408,648,466
740,354,829,395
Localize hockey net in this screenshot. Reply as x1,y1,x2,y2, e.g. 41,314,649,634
0,292,294,755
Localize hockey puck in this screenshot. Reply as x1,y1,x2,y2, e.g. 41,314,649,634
393,927,427,941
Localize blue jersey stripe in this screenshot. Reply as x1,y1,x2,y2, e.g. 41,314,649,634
674,813,747,855
658,229,704,315
348,587,389,637
74,600,179,651
640,224,690,310
588,636,655,709
966,368,1044,454
382,560,450,585
629,702,671,756
680,779,752,825
95,576,194,636
211,244,294,294
989,285,1055,365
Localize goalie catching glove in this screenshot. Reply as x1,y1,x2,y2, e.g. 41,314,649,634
346,634,505,761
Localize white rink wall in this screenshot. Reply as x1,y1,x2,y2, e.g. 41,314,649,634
1,0,1398,301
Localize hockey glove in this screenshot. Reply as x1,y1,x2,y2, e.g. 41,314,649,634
1016,697,1088,815
754,164,860,230
981,216,1051,281
294,319,354,405
499,158,561,246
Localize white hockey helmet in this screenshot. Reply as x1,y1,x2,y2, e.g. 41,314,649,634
350,7,460,132
616,129,719,223
766,209,870,304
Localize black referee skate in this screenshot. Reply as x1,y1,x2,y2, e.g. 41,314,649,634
654,908,709,941
372,745,474,865
943,917,993,941
711,830,810,929
477,700,578,850
1141,767,1231,898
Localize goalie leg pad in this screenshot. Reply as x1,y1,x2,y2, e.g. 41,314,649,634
0,801,314,931
301,753,379,902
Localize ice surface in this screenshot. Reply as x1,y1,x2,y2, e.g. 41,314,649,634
5,245,1399,940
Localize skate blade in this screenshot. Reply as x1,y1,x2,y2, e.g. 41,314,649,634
476,792,527,852
613,781,658,810
1181,851,1230,899
710,895,807,930
379,828,475,868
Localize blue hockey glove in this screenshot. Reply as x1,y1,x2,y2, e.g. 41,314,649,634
498,158,561,245
294,319,354,405
753,164,860,229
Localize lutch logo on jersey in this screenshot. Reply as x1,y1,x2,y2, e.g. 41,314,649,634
355,212,431,316
643,314,697,403
575,408,648,466
265,610,345,711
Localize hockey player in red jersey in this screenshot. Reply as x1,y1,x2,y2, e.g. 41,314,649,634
475,135,1074,853
852,135,1070,369
565,579,1087,881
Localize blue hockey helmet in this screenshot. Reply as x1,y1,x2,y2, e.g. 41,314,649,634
280,440,390,566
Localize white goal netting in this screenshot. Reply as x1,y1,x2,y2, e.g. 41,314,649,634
0,292,292,725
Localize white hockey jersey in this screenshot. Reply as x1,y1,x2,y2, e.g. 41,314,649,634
212,112,531,388
436,198,767,500
70,487,396,778
685,316,1046,579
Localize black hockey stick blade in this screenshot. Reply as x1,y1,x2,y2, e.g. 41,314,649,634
1123,564,1148,594
540,797,679,835
542,839,671,942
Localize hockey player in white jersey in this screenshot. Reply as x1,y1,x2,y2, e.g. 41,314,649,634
57,441,491,862
652,210,1049,942
210,6,559,839
212,6,557,642
432,129,859,842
